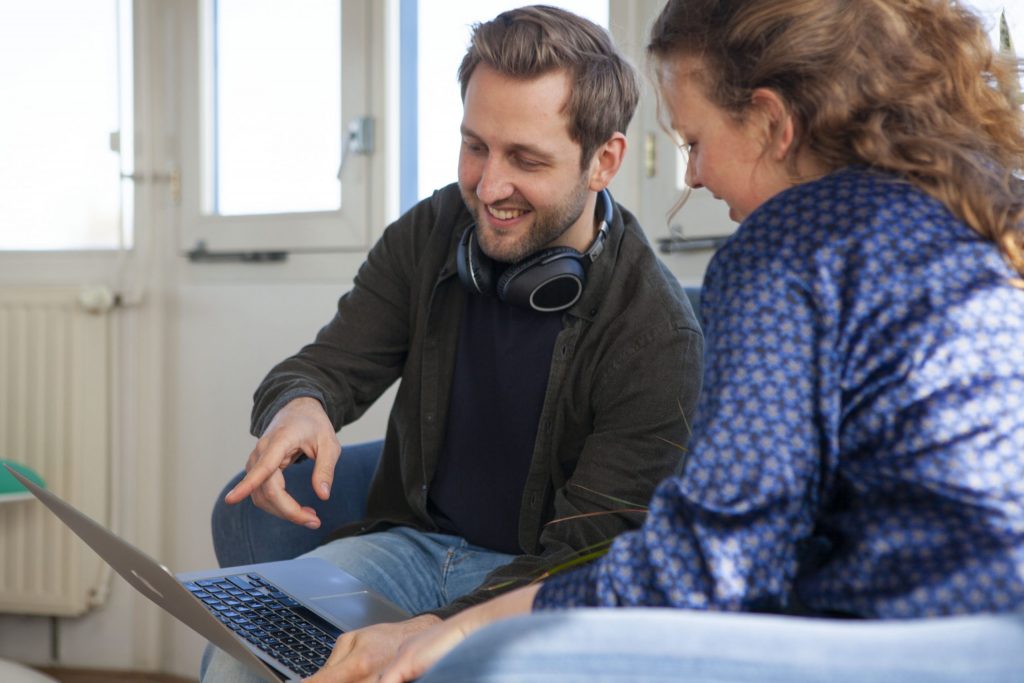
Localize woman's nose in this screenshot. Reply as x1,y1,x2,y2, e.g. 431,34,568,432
684,159,702,190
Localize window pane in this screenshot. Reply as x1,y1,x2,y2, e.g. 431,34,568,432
213,0,342,215
969,1,1023,49
0,1,128,251
415,1,609,203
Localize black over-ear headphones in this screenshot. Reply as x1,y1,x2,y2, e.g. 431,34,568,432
456,189,613,312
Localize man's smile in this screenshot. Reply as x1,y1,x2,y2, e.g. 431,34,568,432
485,205,531,224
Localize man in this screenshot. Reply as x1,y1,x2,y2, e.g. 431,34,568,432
202,6,703,682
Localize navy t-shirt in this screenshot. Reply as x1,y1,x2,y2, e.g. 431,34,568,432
427,287,562,554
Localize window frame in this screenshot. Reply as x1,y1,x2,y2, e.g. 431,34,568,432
176,0,387,256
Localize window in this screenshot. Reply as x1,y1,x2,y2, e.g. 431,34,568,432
403,0,609,211
0,1,133,251
179,0,381,255
972,1,1023,48
210,0,341,216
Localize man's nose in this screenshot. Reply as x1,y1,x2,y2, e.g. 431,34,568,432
476,158,514,204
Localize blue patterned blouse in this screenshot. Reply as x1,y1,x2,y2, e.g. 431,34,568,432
535,167,1024,618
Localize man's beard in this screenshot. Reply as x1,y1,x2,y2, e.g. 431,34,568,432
464,173,591,264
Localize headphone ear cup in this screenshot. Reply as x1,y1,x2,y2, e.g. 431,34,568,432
456,227,495,295
497,247,585,311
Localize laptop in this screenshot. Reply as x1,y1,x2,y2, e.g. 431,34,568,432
3,464,409,682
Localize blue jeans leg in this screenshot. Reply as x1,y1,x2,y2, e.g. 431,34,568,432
200,527,515,682
303,527,516,615
418,608,1024,683
209,439,383,567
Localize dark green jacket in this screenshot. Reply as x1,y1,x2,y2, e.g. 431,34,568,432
251,183,703,617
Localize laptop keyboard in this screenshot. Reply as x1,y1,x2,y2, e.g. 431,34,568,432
185,573,341,678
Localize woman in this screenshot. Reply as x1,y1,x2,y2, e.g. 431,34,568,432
367,1,1024,681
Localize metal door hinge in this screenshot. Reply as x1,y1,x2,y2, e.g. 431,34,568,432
121,168,181,204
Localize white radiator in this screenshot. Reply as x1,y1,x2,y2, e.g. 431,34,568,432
0,287,112,616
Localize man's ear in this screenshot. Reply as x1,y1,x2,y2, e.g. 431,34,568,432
587,132,627,191
750,88,796,161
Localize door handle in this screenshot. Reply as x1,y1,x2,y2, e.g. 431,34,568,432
337,116,375,180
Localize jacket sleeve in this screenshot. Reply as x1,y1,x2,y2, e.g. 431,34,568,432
250,200,433,437
430,317,705,618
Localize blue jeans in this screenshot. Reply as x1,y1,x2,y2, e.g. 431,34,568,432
210,440,385,567
201,441,516,682
418,608,1024,683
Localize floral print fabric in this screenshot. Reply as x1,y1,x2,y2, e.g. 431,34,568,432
535,167,1024,618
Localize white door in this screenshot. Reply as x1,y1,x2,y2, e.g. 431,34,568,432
166,1,389,675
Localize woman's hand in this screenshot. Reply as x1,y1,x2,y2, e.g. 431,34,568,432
301,614,441,683
378,584,541,683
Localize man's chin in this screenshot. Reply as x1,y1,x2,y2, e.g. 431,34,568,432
479,243,523,264
476,231,529,264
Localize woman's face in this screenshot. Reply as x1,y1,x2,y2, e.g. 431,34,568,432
658,56,799,223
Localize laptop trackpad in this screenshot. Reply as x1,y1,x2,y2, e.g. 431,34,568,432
311,591,409,631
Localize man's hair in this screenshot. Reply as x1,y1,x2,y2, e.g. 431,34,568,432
648,0,1024,278
459,5,639,169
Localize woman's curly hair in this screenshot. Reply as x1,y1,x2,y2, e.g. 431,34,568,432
649,0,1024,278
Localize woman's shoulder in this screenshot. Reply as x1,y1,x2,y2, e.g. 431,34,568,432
705,166,980,308
753,166,939,231
730,166,966,261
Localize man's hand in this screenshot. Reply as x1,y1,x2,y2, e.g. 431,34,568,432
224,396,340,529
378,585,541,683
303,614,442,683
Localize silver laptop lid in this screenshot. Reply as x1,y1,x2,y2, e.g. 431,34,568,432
4,464,287,682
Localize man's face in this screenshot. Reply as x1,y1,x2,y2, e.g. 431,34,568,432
458,65,597,264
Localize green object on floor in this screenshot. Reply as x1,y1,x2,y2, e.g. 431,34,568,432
0,460,46,503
